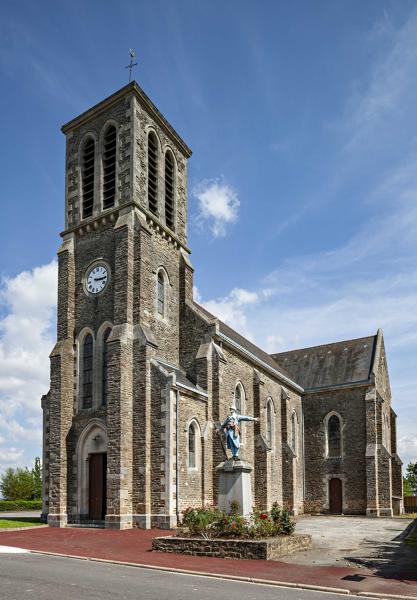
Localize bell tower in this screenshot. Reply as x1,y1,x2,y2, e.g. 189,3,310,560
44,82,193,528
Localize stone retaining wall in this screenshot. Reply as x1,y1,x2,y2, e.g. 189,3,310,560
152,534,311,560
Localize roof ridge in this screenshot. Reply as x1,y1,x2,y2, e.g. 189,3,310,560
271,333,377,357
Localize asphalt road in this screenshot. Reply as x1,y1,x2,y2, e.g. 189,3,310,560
0,552,350,600
0,512,41,519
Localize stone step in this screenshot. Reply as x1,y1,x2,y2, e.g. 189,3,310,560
67,521,105,529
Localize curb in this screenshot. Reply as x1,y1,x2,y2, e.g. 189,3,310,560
358,594,417,600
23,549,354,596
9,548,416,598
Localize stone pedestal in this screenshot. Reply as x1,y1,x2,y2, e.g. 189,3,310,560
216,459,253,516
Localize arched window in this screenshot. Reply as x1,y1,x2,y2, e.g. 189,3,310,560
82,137,95,219
188,422,196,469
383,413,390,449
148,132,158,215
234,383,244,414
157,271,165,316
327,415,341,457
82,334,93,409
266,399,273,446
102,125,116,209
102,328,111,406
165,151,175,230
291,411,297,453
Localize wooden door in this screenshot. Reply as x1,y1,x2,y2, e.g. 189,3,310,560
329,478,343,514
89,453,107,520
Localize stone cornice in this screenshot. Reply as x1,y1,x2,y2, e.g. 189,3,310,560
61,81,192,158
60,203,192,255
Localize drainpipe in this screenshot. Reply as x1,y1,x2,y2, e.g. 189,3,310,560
176,389,180,524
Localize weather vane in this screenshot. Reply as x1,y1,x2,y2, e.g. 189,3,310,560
125,49,138,83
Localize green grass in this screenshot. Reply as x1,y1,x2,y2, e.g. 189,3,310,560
401,512,417,519
0,517,43,529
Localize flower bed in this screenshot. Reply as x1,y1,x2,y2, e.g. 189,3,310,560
179,503,295,539
152,503,312,560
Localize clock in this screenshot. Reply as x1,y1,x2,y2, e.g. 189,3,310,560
85,263,109,295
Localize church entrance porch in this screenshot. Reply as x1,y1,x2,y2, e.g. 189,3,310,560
75,420,108,524
89,452,107,521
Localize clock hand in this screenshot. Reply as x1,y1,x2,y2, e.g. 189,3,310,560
93,277,106,281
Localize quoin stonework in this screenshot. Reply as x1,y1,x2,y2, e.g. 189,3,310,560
42,82,403,529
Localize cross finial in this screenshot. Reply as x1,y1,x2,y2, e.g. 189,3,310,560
125,49,138,83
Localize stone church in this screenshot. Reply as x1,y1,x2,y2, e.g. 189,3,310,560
41,81,403,529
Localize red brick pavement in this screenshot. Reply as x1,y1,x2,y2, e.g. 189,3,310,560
0,527,416,596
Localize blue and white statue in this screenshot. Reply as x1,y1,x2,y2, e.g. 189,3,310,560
220,404,260,460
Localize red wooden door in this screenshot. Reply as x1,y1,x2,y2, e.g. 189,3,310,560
329,478,343,514
89,453,107,520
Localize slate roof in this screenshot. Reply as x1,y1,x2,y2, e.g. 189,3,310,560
192,302,296,384
271,334,377,391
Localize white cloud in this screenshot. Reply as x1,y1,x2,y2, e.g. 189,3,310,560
193,179,240,238
0,447,24,473
399,435,417,467
196,151,417,465
344,9,417,150
202,287,259,337
0,261,57,472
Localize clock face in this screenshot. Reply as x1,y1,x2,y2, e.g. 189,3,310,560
85,264,109,295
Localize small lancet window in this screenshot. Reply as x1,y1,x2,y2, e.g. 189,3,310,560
157,271,165,316
328,415,341,457
266,400,273,445
83,334,93,409
102,328,111,406
188,423,196,469
82,138,95,219
102,125,117,209
234,384,242,414
148,132,158,215
291,412,297,452
165,151,175,230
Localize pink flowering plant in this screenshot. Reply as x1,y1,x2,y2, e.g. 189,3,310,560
180,502,295,539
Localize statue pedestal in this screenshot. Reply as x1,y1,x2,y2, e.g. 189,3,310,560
216,459,253,516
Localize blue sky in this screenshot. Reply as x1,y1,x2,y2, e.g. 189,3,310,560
0,0,416,473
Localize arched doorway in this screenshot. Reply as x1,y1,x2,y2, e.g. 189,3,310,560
329,478,343,514
76,420,107,521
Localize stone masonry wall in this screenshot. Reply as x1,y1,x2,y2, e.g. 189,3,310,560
153,534,312,560
214,346,294,511
374,342,394,515
281,388,304,514
65,94,132,230
178,394,210,512
303,387,367,514
132,95,189,246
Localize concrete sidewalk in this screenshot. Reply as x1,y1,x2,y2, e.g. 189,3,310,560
0,526,416,597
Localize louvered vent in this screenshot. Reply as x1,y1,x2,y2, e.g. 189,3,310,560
103,125,116,209
148,133,158,214
82,138,95,219
165,151,175,230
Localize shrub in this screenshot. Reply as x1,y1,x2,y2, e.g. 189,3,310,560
0,500,42,512
180,503,295,539
0,458,42,501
